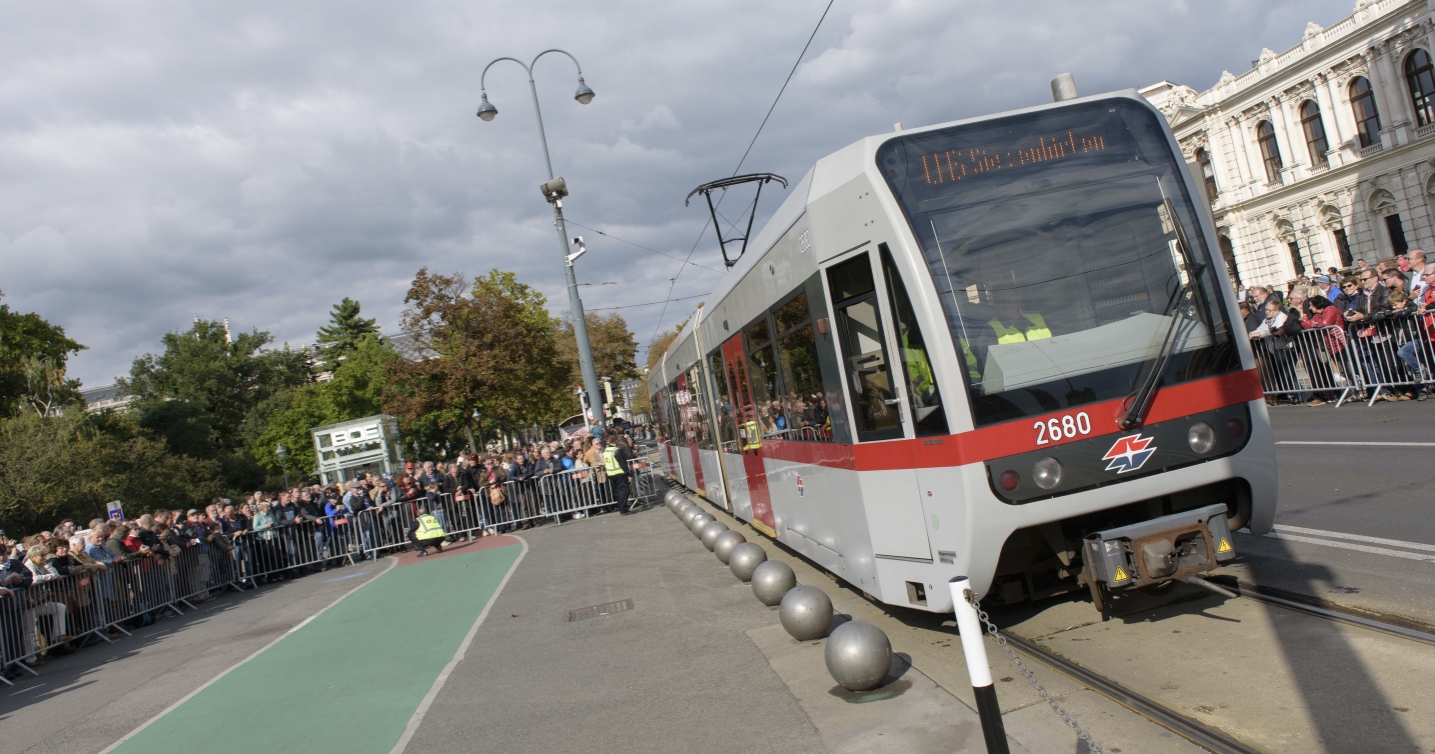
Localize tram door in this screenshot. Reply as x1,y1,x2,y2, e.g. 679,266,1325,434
721,334,777,535
675,372,705,493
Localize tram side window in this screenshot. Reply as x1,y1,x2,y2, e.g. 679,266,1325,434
881,245,949,436
744,320,784,440
772,292,833,442
667,381,684,444
709,351,738,451
685,365,715,450
827,252,904,442
653,389,671,442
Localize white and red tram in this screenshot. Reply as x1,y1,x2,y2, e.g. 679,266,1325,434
649,90,1276,614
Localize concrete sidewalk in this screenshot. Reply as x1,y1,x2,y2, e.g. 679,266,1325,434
403,499,1052,753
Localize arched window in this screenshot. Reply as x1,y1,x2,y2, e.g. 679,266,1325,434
1256,120,1282,183
1194,147,1217,203
1406,49,1435,127
1300,100,1329,167
1349,76,1381,147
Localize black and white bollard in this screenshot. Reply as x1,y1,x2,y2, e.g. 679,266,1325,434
949,576,1010,754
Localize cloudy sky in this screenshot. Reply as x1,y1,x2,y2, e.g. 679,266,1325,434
2,0,1355,387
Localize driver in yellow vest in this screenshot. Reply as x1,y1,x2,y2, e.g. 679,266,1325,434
408,507,449,557
960,293,1053,384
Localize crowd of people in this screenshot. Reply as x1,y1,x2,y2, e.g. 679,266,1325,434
1240,248,1435,406
0,423,649,679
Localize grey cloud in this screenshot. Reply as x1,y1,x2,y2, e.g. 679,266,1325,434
0,0,1354,385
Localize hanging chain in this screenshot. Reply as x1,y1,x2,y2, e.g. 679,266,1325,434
964,589,1106,754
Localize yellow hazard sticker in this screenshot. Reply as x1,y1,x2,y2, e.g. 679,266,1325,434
1217,537,1233,554
1112,566,1128,581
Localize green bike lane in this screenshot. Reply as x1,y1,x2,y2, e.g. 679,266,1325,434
103,538,525,754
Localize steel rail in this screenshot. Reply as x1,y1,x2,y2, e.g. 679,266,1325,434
997,630,1265,754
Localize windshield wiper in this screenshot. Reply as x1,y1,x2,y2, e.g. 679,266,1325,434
1119,198,1206,430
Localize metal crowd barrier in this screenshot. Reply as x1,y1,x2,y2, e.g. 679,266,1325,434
1255,316,1435,406
2,457,667,679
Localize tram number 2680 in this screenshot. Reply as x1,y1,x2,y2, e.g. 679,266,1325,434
1034,412,1092,446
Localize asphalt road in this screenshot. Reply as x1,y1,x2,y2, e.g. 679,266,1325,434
1218,399,1435,625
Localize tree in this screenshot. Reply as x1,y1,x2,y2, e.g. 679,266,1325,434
383,268,572,445
645,318,688,374
556,312,640,411
0,291,85,416
315,297,379,372
121,318,310,493
252,334,398,477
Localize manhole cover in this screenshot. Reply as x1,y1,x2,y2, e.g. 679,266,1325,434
568,598,634,622
232,623,294,640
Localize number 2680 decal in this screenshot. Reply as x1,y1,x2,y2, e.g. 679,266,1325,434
1034,412,1092,445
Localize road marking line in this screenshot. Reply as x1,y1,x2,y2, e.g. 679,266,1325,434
1273,524,1435,553
1275,441,1435,447
1263,532,1435,563
98,558,398,754
388,536,529,754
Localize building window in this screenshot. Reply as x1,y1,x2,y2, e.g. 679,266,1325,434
1256,120,1282,183
1299,100,1329,167
1287,241,1306,276
1195,147,1218,203
1349,76,1382,147
1333,228,1353,268
1386,214,1409,256
1406,49,1435,127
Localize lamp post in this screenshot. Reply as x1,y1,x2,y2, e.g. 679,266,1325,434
478,49,605,431
471,407,483,454
275,443,290,489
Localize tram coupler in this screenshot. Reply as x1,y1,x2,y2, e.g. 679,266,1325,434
1081,503,1236,593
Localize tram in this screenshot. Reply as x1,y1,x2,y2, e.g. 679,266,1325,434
648,88,1276,615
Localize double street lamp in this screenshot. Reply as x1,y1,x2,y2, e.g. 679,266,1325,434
478,49,605,429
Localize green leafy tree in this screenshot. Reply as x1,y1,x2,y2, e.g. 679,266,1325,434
315,297,379,373
120,318,310,492
0,291,85,417
252,334,398,477
384,268,572,446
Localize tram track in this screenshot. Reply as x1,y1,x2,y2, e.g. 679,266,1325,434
996,629,1263,754
997,579,1435,754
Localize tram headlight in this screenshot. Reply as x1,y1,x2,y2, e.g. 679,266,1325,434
1187,422,1216,454
998,470,1020,492
1032,457,1062,489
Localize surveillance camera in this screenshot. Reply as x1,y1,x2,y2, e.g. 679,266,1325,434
572,236,584,246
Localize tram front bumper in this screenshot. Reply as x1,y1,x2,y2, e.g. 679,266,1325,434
1081,503,1235,590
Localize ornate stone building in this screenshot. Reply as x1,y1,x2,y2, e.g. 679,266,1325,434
1143,0,1435,288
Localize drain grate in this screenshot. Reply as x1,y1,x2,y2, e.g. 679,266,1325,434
568,598,634,622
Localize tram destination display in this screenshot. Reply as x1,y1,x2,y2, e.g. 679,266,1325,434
916,123,1108,185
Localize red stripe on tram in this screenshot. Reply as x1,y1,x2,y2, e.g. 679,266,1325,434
757,369,1263,472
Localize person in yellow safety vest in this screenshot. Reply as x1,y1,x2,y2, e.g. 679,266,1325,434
408,507,448,557
900,329,937,403
987,312,1052,343
960,299,1053,385
598,436,634,516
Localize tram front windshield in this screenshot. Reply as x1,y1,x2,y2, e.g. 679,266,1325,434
877,99,1240,427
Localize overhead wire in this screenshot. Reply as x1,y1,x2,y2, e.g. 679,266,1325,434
588,291,711,311
564,219,725,274
644,0,837,356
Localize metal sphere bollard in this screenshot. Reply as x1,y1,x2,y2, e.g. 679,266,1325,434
680,505,702,527
779,585,833,641
728,542,767,582
689,512,713,536
712,530,746,564
699,520,729,550
673,500,693,518
824,620,892,691
665,490,686,510
751,560,797,606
